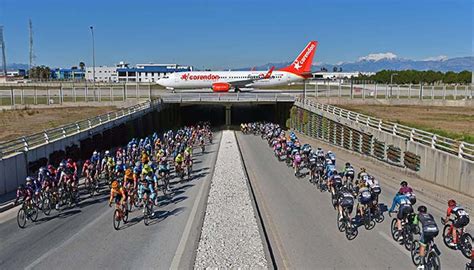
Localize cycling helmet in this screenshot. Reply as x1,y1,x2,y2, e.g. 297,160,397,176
125,169,132,177
400,181,408,187
105,150,110,156
59,162,66,168
39,167,46,173
417,205,427,213
67,158,73,163
111,181,119,189
85,159,91,164
360,167,366,172
133,167,140,174
26,176,32,182
327,150,332,154
448,199,456,207
345,162,351,167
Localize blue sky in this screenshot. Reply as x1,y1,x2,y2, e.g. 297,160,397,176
0,0,472,69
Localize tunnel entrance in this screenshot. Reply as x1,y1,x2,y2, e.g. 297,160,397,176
179,102,293,128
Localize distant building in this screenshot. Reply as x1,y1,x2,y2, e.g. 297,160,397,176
6,69,26,77
85,66,118,82
117,63,193,83
311,71,375,80
50,68,85,80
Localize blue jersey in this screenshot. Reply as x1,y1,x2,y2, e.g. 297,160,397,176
389,194,411,212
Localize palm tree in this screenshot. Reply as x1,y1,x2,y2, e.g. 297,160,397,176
79,62,85,70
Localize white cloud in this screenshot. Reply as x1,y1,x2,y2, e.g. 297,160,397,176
358,52,398,61
423,55,448,61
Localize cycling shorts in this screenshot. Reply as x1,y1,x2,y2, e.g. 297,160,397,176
114,194,122,204
397,204,413,220
454,216,469,228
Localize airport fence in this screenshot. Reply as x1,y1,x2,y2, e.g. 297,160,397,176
303,81,473,100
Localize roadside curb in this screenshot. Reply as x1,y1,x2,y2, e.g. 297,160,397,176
0,202,15,213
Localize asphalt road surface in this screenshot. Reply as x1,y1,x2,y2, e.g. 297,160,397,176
0,132,221,270
236,132,468,270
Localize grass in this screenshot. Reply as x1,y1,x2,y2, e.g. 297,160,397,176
337,104,474,143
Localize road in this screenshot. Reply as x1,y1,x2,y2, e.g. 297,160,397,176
0,132,221,270
236,132,469,270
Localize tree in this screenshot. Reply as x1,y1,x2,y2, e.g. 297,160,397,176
28,65,51,80
339,67,342,72
333,66,338,72
79,62,85,70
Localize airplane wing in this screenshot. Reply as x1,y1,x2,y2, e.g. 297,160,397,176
228,66,275,87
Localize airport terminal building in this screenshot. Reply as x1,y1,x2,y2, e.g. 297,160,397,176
85,61,193,83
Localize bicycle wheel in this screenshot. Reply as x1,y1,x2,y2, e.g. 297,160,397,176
17,208,27,228
364,209,375,230
345,223,358,241
404,231,414,251
427,251,441,270
337,212,346,232
391,218,399,241
459,233,473,259
113,209,121,230
42,197,52,216
411,240,421,266
30,206,38,222
122,208,129,224
442,224,455,249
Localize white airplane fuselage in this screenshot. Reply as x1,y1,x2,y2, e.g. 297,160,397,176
156,70,304,89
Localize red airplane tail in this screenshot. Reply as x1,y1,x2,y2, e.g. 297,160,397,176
279,41,318,77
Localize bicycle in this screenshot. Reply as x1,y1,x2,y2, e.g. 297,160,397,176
111,203,128,230
411,239,441,270
360,203,376,230
390,211,418,251
142,192,154,226
337,207,358,240
442,218,473,259
17,200,38,229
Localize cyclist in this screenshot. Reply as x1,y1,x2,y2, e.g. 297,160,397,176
325,159,336,180
338,187,355,221
357,167,368,180
328,171,343,202
442,199,470,248
326,150,336,166
108,180,126,212
342,162,355,183
413,205,439,270
389,191,413,239
356,181,372,218
175,152,185,175
14,183,33,206
400,180,416,205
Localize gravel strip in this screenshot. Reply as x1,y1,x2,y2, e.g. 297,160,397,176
194,130,268,269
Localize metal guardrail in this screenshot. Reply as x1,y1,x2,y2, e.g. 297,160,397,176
0,99,160,158
161,93,295,103
295,97,474,161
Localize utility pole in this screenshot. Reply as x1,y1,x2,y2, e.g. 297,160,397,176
90,26,96,100
0,26,7,77
29,19,35,71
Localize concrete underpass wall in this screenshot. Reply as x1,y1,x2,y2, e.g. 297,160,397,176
292,103,474,197
179,103,292,127
0,103,180,195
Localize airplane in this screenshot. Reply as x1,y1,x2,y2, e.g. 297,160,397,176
156,41,318,92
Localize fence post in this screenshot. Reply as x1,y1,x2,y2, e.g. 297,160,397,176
431,85,434,100
408,84,411,98
338,80,341,97
47,88,50,105
374,83,378,99
110,86,113,102
392,124,397,135
465,85,468,99
20,87,24,104
148,83,152,100
85,84,88,102
60,83,63,104
10,86,14,106
385,83,388,99
136,83,139,100
454,84,457,100
362,82,366,99
410,129,415,141
315,83,318,98
34,85,37,104
397,85,400,99
458,142,464,158
123,84,126,101
378,120,382,131
431,135,437,149
443,85,446,100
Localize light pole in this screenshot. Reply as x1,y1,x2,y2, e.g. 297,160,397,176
390,73,398,97
90,26,96,100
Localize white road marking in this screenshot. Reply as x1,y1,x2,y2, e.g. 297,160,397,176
25,207,112,270
169,142,217,269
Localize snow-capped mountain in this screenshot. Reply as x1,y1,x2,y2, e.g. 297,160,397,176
238,53,473,72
